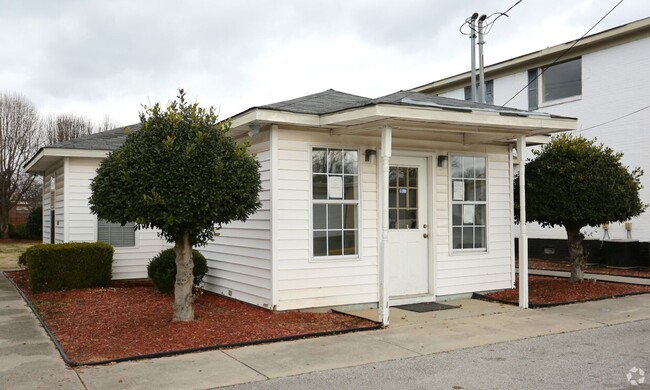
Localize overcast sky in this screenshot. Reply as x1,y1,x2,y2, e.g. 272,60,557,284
1,0,648,126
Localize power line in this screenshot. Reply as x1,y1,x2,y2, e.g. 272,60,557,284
459,0,524,36
578,105,650,133
502,0,625,107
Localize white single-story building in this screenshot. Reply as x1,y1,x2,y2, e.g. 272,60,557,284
25,90,576,324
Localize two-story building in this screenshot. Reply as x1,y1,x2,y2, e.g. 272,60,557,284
413,17,650,264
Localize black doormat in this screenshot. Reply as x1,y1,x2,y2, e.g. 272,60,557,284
395,302,461,313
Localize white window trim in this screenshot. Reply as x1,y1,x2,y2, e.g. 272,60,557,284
95,218,139,249
539,58,582,106
309,145,362,262
448,153,489,254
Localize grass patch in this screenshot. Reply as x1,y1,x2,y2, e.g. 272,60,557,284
0,241,38,269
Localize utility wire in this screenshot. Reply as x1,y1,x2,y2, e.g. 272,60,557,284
459,0,524,35
501,0,625,107
578,104,650,133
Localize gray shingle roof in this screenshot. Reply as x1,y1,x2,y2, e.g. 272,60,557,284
256,89,532,116
258,89,370,114
42,89,552,154
48,123,140,151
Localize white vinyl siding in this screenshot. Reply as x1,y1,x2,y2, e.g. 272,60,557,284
65,157,168,280
435,148,513,296
276,128,378,310
200,135,273,309
42,162,64,244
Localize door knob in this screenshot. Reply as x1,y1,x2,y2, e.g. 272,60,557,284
423,233,429,238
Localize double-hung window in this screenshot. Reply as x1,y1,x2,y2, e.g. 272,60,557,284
450,155,487,250
312,148,359,258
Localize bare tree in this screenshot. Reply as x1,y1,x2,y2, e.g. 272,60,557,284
43,113,95,144
0,93,43,239
98,114,120,132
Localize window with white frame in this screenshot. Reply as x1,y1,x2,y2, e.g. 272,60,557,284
542,57,581,103
450,155,487,250
98,220,136,247
312,147,359,257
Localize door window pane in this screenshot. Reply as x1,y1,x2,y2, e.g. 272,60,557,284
389,165,418,230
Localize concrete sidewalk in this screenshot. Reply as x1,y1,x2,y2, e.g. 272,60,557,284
2,272,650,390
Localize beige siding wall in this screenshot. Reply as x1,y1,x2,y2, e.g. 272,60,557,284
200,134,273,309
275,128,379,310
64,157,167,280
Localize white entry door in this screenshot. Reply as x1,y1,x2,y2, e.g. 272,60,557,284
387,156,429,297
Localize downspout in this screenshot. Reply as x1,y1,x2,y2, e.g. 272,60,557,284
378,125,392,326
517,135,529,309
477,14,487,104
470,13,479,102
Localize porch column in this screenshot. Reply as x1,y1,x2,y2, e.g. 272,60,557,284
517,135,529,309
379,125,392,326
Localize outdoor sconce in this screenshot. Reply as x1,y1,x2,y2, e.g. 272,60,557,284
247,124,260,138
437,155,448,168
365,149,377,163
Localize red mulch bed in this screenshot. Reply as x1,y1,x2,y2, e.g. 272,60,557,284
485,275,650,306
6,271,377,365
527,258,650,279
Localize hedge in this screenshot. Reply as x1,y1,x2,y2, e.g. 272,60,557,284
26,242,114,292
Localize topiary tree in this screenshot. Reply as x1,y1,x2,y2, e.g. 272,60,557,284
515,134,646,282
89,90,261,321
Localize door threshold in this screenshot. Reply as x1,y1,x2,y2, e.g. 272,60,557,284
389,294,435,306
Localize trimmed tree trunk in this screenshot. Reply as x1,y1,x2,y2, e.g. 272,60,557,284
173,230,195,321
0,203,9,239
565,224,585,282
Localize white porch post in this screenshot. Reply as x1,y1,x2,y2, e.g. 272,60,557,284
378,125,392,326
517,135,529,309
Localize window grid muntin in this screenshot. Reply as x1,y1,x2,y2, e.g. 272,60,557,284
388,166,418,229
451,155,487,250
312,147,359,257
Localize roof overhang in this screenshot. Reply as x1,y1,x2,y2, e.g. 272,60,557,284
230,103,576,145
24,148,110,174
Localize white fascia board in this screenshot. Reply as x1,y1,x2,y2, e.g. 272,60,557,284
25,148,109,173
230,108,320,136
323,104,576,134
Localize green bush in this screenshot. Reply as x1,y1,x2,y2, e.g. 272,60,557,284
26,242,114,292
8,224,29,239
25,207,43,239
147,248,208,294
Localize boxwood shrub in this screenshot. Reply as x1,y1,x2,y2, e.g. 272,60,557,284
147,248,208,294
26,242,114,292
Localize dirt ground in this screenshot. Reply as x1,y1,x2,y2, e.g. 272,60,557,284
0,241,38,269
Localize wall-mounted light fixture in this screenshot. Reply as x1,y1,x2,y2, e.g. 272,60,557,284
365,149,377,163
248,124,260,138
437,155,448,168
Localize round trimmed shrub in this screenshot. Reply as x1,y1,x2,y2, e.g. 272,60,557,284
147,248,208,293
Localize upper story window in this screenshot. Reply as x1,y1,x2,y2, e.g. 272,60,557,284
98,220,136,247
529,58,581,109
450,155,487,251
312,148,359,258
464,80,494,105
